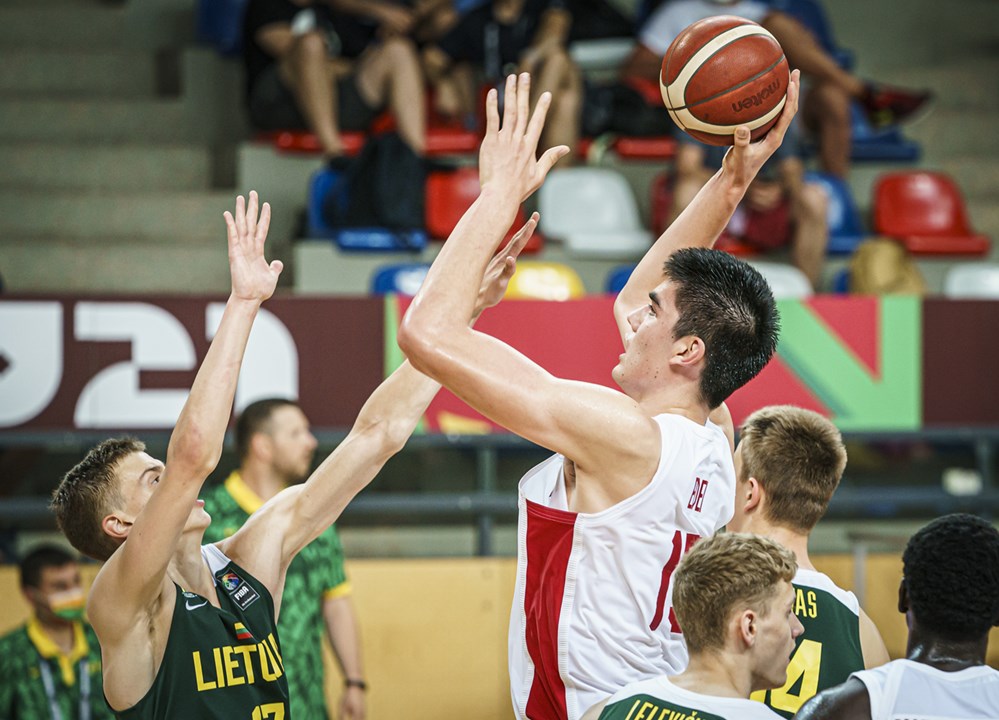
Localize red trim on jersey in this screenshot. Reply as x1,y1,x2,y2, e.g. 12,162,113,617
524,499,577,720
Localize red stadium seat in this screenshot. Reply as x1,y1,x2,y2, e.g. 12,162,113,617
612,136,678,160
259,125,479,157
426,167,543,252
426,168,479,240
873,171,991,255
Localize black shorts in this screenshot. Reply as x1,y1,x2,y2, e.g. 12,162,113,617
247,65,381,132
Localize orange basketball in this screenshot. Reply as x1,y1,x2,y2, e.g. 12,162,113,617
660,15,789,146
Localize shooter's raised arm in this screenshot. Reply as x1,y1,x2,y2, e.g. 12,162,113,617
399,73,662,498
613,70,801,342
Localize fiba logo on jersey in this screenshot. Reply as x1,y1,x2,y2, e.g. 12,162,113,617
687,477,709,513
220,571,260,610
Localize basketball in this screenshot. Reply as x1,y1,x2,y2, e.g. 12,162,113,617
660,15,789,146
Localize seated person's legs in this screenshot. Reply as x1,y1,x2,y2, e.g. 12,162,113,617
355,36,427,154
669,141,715,225
802,80,852,178
761,10,931,129
422,45,478,127
248,28,352,160
530,48,583,160
781,157,829,289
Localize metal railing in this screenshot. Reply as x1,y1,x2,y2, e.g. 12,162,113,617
1,428,997,555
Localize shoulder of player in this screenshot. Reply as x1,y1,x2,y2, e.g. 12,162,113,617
795,677,870,720
218,485,303,566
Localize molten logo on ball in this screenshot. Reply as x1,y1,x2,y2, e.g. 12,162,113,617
732,78,782,113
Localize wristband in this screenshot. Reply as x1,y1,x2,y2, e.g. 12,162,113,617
344,678,367,691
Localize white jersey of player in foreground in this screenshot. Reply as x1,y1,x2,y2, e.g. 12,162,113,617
510,414,735,718
582,532,803,720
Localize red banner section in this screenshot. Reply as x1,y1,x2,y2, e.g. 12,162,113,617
2,296,997,433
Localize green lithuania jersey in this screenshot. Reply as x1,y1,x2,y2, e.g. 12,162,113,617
0,617,113,720
751,568,866,718
202,472,351,720
115,545,289,720
598,676,782,720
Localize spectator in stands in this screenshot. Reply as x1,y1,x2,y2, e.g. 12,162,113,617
202,398,367,720
666,147,829,290
796,513,999,719
243,0,426,166
423,0,583,157
621,0,932,178
0,544,113,719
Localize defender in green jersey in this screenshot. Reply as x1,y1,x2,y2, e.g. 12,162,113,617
728,406,891,718
0,545,112,720
584,533,803,720
48,191,528,720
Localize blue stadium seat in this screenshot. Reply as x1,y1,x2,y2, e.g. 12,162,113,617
805,172,865,255
307,168,428,252
831,267,851,294
196,0,248,56
371,264,432,295
605,265,636,294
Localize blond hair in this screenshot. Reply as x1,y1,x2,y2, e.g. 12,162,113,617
673,532,796,653
739,405,847,533
50,437,143,561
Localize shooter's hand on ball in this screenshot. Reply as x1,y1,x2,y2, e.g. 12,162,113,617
723,68,801,193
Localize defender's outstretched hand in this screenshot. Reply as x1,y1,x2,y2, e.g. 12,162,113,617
723,68,802,191
223,190,283,303
478,73,570,203
474,213,539,316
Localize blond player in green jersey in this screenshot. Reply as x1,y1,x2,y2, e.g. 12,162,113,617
726,406,890,717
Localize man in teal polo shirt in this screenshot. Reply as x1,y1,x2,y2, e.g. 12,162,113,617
203,398,365,720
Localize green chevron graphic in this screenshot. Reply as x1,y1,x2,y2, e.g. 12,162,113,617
776,297,921,430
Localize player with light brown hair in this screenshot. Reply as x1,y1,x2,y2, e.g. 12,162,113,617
727,405,889,717
48,191,532,720
584,532,803,720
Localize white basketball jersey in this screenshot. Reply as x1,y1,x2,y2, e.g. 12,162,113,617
597,676,783,720
509,413,736,720
852,659,999,720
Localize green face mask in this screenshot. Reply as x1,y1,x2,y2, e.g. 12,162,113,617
48,588,86,622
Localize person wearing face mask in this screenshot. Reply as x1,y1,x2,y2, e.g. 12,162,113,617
0,544,112,720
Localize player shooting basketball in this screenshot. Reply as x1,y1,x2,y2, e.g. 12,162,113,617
399,69,801,720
